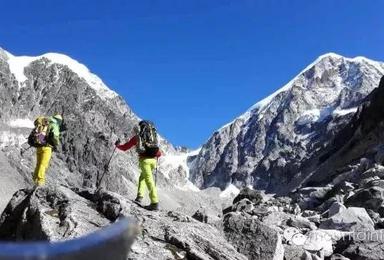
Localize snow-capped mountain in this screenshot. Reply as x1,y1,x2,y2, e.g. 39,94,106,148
4,50,117,99
189,53,384,193
0,47,189,209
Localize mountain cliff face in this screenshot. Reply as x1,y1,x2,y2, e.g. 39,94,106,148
0,48,187,203
189,53,384,193
299,75,384,189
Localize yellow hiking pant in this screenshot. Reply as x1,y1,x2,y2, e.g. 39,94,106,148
33,146,52,186
137,158,158,204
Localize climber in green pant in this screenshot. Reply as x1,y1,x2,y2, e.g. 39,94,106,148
115,120,161,211
138,158,158,204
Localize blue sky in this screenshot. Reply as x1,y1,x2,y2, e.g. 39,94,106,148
1,1,383,148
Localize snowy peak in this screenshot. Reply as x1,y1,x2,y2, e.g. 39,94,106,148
191,53,384,191
219,53,384,133
1,48,117,100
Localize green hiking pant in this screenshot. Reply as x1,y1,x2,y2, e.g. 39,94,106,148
137,158,159,204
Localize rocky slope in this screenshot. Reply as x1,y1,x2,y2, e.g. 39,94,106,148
0,186,247,260
4,182,384,260
189,53,384,193
222,187,384,260
0,151,25,213
0,48,191,209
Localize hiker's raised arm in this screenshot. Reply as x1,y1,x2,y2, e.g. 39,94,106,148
116,136,137,151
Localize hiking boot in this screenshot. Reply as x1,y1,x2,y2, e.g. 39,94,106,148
134,196,143,204
144,203,159,211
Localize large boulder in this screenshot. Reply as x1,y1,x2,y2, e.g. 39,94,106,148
303,230,334,257
345,185,384,211
287,216,317,230
328,202,347,218
262,211,292,227
233,187,263,205
335,230,384,260
0,186,110,241
0,152,28,213
361,164,384,179
223,213,284,260
95,189,122,221
124,203,247,260
320,207,374,232
192,209,208,223
232,198,254,213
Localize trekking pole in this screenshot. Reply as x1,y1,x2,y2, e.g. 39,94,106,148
97,146,117,188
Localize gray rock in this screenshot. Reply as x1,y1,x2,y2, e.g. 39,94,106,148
124,201,247,260
320,207,374,232
328,202,346,218
375,148,384,165
336,230,384,260
303,230,333,257
359,177,380,188
0,152,27,213
287,216,317,230
345,186,384,211
307,214,321,225
283,244,306,260
283,227,301,243
192,209,208,223
223,212,284,260
164,225,246,260
317,197,339,213
375,218,384,229
233,187,263,205
291,233,307,246
361,164,384,179
364,179,384,189
262,211,292,227
378,206,384,218
95,188,122,221
329,254,350,260
301,251,323,260
250,205,271,218
0,186,110,241
301,210,318,217
293,187,333,210
232,198,254,213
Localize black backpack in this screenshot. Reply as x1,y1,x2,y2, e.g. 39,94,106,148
138,120,159,157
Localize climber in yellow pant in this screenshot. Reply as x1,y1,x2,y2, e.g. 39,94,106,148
137,158,159,204
33,146,52,186
29,114,63,187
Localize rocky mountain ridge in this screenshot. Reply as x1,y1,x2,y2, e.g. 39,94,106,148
189,53,384,194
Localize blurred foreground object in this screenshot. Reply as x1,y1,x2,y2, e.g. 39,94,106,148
0,218,137,260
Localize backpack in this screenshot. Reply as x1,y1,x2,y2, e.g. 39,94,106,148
28,117,50,147
137,120,159,157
